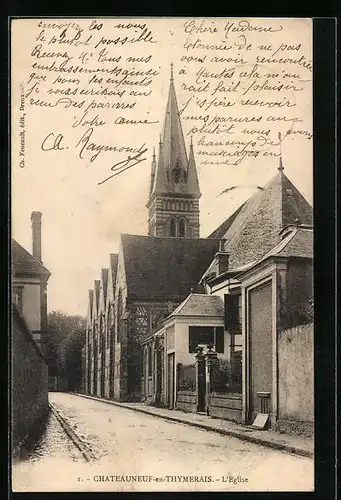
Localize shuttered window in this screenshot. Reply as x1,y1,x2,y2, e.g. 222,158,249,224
189,326,224,353
224,294,241,333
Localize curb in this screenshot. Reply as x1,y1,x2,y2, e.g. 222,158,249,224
72,393,313,459
49,403,96,462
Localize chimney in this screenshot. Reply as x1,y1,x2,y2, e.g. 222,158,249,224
31,211,42,262
216,239,229,275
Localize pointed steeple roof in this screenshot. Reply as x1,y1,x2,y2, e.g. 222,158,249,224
209,167,313,270
88,289,94,321
161,64,188,176
149,147,157,195
94,280,100,315
187,137,201,196
150,66,201,199
101,268,109,303
152,135,168,194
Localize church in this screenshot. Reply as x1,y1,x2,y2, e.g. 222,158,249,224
83,66,221,401
83,67,314,435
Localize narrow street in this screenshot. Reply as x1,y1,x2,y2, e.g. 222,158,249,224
12,392,314,492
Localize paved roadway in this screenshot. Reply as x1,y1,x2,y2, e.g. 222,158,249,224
12,392,314,492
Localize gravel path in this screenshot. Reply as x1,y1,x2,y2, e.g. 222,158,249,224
12,392,314,492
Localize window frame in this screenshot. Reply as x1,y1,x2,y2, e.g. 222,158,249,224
188,325,224,354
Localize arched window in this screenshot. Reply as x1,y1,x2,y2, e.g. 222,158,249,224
170,218,176,237
179,219,186,238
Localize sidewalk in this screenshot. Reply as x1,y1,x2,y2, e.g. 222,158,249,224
73,392,314,459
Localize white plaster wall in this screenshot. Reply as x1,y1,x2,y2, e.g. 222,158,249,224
21,283,41,331
174,318,228,366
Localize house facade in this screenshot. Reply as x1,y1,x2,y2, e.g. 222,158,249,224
236,224,313,434
11,212,51,453
141,164,313,434
82,67,314,436
12,211,51,349
83,68,220,402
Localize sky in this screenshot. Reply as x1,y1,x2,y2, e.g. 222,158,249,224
11,18,313,316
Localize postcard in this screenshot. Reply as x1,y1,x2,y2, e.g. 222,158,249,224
11,17,314,492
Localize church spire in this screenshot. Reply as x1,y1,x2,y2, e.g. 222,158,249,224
151,64,191,195
278,132,284,172
149,147,157,195
187,137,201,197
147,67,201,238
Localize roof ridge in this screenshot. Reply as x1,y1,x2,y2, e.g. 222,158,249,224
267,227,298,258
12,238,51,275
173,292,193,314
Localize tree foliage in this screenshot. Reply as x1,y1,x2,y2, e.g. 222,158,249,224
46,311,86,390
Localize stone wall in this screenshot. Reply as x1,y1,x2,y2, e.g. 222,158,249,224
277,322,314,436
12,306,49,453
177,391,196,413
209,393,242,422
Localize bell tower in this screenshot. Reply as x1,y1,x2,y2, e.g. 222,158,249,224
146,65,201,238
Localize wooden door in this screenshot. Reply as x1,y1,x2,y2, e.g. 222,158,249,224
167,353,175,409
249,281,273,421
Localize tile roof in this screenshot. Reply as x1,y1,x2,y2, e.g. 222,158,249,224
121,234,220,301
88,290,94,320
267,226,313,260
170,293,224,317
236,226,313,279
109,253,118,292
208,202,246,239
209,170,313,270
94,280,100,315
101,268,109,301
12,239,50,277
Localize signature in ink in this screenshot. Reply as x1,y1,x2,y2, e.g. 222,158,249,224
41,132,67,151
98,147,148,185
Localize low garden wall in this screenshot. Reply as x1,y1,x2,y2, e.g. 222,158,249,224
176,390,196,413
209,392,242,422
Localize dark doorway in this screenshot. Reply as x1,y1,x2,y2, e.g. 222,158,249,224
197,358,206,412
167,353,175,409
